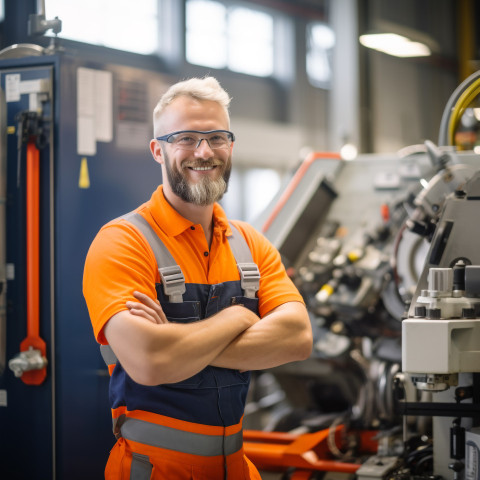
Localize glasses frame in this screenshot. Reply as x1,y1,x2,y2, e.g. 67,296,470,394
156,129,236,151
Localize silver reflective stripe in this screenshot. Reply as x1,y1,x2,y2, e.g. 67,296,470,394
228,223,260,299
100,344,117,366
122,212,186,303
121,417,243,457
130,452,153,480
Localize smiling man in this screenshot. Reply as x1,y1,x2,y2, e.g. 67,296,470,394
83,77,312,480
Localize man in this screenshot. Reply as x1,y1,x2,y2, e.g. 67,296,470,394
83,76,312,479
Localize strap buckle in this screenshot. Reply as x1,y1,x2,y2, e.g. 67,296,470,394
159,265,186,303
237,262,260,299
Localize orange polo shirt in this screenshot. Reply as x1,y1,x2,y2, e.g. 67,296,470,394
83,185,304,345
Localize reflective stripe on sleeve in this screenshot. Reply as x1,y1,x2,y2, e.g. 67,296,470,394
121,417,243,457
100,344,117,366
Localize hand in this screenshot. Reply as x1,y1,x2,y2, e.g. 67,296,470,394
126,291,168,324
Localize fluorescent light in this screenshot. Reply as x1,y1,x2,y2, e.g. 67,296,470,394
360,33,431,57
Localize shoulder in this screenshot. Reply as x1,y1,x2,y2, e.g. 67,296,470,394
229,219,265,245
85,213,157,267
229,219,265,241
228,219,279,263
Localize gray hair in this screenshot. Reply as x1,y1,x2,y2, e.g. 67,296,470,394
153,77,231,136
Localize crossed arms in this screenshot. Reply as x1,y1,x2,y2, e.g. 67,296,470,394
104,291,312,386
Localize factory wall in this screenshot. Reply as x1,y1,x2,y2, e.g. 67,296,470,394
0,0,466,169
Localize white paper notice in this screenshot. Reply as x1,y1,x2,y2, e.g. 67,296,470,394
94,70,113,142
77,67,113,155
77,116,96,156
5,74,21,102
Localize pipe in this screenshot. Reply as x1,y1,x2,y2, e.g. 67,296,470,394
36,0,46,16
262,152,342,234
26,142,39,338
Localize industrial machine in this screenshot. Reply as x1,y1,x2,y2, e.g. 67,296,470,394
245,71,480,479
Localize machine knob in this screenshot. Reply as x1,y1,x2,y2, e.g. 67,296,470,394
428,268,453,295
426,307,441,319
414,305,426,317
453,262,466,291
448,461,464,480
406,218,429,236
461,308,475,319
465,266,480,296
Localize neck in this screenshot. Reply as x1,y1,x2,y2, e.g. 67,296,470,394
162,184,215,245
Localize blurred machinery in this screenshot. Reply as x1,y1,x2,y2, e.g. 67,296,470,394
246,72,480,480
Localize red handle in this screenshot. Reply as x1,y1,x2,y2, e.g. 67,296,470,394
20,141,46,385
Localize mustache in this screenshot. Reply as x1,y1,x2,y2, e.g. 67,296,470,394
182,160,224,168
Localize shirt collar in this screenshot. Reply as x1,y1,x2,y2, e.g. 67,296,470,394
150,185,232,237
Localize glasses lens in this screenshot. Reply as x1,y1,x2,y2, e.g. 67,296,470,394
169,131,232,150
170,133,198,149
207,132,230,148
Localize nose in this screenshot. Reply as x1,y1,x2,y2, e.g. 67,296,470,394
194,138,214,156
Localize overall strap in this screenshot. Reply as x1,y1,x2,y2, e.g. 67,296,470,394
122,212,185,303
100,216,260,371
99,212,186,371
227,222,260,299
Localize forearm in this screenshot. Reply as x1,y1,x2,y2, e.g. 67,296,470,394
104,304,259,385
210,302,312,371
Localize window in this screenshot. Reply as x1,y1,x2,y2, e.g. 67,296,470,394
306,22,335,89
45,0,158,55
244,168,281,222
222,167,281,222
186,0,274,77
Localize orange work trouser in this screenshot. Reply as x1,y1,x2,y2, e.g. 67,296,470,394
105,437,262,480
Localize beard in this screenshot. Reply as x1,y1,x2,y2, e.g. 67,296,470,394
163,149,231,206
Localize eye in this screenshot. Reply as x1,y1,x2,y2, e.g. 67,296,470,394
173,134,197,146
209,133,229,146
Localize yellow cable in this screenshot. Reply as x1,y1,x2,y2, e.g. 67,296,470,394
448,77,480,145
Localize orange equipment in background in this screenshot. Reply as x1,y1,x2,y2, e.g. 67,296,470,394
244,426,379,479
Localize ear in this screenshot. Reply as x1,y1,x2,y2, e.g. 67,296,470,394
150,139,164,165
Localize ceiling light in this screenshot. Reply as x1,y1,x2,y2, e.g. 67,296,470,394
359,33,431,57
340,143,358,160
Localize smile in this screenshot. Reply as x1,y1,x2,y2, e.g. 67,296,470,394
188,165,219,171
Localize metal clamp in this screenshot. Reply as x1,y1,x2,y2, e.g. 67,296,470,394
237,262,260,299
159,265,186,303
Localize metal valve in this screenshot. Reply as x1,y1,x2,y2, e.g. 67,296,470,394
8,347,48,378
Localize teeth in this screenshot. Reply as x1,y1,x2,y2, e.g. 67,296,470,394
191,166,215,171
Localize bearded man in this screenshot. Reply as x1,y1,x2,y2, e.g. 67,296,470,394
83,76,312,480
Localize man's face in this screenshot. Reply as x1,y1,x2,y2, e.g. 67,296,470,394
154,96,233,206
162,145,232,206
